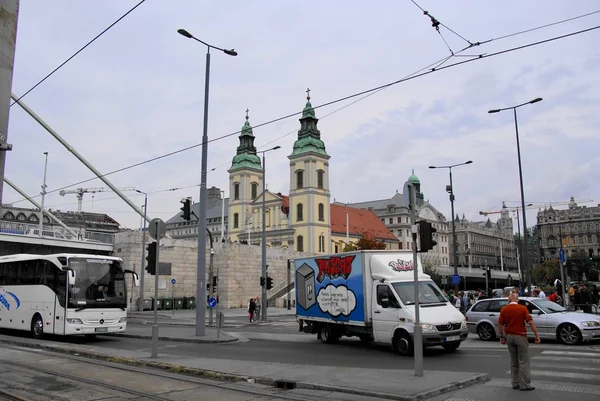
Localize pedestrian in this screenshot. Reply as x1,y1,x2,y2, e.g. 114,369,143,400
254,297,261,322
498,292,541,391
248,298,256,323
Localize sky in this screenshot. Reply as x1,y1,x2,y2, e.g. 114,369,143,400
4,0,600,232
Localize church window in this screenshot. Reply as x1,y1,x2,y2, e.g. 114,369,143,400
296,171,304,189
297,204,304,221
318,203,324,221
251,183,258,200
297,235,304,252
233,213,239,229
234,183,240,200
334,244,339,253
319,234,325,252
317,170,324,189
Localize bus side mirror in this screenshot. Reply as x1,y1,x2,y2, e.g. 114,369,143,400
68,270,76,286
124,270,139,287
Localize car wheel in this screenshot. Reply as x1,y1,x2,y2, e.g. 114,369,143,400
31,314,44,339
557,323,582,345
477,322,496,341
393,332,414,356
442,341,461,352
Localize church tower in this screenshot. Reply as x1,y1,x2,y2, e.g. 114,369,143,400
228,110,263,241
288,89,331,253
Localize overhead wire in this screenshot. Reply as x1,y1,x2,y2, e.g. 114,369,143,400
9,19,600,206
10,0,147,106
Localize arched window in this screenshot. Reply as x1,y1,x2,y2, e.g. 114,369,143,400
317,170,324,189
234,183,240,200
251,183,258,200
319,234,325,252
296,203,304,221
233,213,239,229
318,203,324,221
296,171,304,189
297,235,304,252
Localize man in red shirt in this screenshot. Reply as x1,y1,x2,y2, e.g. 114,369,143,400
498,292,541,391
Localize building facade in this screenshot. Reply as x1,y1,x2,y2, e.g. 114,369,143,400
450,210,518,272
536,197,600,262
347,172,450,267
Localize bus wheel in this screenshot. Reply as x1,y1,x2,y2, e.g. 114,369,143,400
31,315,44,338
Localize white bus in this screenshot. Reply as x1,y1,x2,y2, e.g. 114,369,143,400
0,253,138,338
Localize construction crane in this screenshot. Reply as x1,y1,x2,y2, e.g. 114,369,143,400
479,198,594,216
59,187,136,213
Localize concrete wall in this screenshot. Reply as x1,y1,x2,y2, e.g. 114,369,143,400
113,231,314,310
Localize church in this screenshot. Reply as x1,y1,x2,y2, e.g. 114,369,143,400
226,91,399,254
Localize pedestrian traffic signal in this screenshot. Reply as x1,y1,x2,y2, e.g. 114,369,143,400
418,220,437,252
145,242,157,275
260,276,266,287
266,276,273,290
180,198,191,221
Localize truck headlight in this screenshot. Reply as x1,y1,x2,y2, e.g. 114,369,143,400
581,321,600,327
421,324,437,333
118,317,127,323
67,318,83,324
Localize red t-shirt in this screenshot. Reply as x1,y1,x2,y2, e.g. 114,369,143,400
498,303,532,336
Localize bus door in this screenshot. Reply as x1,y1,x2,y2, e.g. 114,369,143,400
52,270,68,335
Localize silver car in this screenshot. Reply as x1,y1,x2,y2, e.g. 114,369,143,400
465,297,600,345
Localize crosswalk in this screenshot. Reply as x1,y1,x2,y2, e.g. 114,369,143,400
253,321,297,326
503,348,600,386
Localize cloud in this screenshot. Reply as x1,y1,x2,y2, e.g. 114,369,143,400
317,285,357,317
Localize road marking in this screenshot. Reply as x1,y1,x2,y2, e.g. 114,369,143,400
530,370,600,381
541,350,600,357
533,356,600,363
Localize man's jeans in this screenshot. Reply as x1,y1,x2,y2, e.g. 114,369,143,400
506,334,533,389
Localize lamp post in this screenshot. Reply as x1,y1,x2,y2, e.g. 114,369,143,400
135,189,148,311
429,161,473,286
220,190,225,243
259,145,281,321
39,152,49,237
489,97,543,294
177,28,237,337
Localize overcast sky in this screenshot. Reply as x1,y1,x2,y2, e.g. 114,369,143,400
5,0,600,231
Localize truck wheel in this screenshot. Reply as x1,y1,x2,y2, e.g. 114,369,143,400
442,341,461,352
319,324,337,344
393,332,414,356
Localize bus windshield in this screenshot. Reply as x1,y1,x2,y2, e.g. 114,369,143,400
67,258,126,309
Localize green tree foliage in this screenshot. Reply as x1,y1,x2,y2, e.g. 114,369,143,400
531,260,560,286
423,263,443,287
342,236,386,251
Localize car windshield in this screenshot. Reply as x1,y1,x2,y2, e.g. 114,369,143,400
67,258,126,309
391,281,447,305
532,298,566,313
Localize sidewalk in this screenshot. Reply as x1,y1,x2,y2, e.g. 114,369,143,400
0,333,489,401
111,324,238,343
128,307,296,326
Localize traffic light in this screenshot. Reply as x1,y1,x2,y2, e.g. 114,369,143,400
418,220,437,252
266,276,273,290
180,198,191,221
260,276,266,287
589,249,593,260
145,242,157,275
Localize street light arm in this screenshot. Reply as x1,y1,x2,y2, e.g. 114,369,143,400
177,29,237,56
488,98,543,113
429,161,473,169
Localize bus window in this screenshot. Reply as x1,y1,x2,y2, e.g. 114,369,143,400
4,263,17,285
19,261,35,285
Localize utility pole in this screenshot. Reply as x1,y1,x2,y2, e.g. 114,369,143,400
0,0,19,206
39,152,48,236
408,183,423,377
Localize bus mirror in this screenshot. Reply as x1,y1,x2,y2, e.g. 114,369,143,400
68,270,76,286
133,273,139,287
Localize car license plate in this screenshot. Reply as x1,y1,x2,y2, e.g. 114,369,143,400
445,335,460,342
94,327,108,333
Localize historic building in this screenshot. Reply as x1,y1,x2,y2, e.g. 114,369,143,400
346,171,450,267
165,92,398,253
536,197,600,262
449,209,518,271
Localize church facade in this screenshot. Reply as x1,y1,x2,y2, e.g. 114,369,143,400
227,92,398,253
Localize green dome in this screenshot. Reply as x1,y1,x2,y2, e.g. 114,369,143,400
408,170,420,184
231,153,261,170
302,100,315,119
291,135,327,156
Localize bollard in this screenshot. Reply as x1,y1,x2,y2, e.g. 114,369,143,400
216,311,224,338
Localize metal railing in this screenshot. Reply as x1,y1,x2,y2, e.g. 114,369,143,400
0,220,115,244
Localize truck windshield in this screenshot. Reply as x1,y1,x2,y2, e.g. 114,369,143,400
67,258,126,309
392,281,446,305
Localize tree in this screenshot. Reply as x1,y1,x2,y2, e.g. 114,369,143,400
531,260,560,286
342,235,387,252
423,263,443,287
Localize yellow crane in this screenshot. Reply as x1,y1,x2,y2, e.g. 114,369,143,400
59,186,136,213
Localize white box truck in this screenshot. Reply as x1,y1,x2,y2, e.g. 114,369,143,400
295,250,468,356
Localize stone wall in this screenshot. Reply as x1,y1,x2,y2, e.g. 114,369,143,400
113,231,314,310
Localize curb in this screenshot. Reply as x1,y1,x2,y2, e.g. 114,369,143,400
2,338,489,401
105,332,239,344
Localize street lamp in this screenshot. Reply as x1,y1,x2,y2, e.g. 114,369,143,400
135,189,148,312
488,97,542,294
258,145,281,321
177,28,237,337
429,161,473,285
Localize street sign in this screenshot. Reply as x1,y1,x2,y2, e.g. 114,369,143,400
559,248,566,264
208,297,217,308
451,274,460,286
149,218,167,240
171,278,176,285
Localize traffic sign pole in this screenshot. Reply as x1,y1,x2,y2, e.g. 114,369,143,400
149,218,166,359
559,248,567,307
171,278,176,317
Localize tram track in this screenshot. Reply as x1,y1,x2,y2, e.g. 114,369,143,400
0,344,317,401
